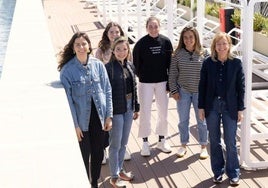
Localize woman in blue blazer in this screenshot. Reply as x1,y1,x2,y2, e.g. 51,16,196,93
198,32,245,186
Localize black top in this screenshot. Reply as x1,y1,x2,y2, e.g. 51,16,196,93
215,60,227,99
133,34,173,83
105,60,140,114
198,57,245,120
122,63,133,94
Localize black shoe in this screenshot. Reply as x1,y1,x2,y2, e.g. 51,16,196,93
213,174,223,184
230,177,240,186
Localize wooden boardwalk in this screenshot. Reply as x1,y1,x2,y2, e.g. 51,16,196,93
43,0,268,187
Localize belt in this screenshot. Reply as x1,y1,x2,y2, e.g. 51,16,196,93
126,93,132,100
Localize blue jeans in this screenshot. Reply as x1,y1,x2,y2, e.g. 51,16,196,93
109,99,133,178
206,98,240,179
177,88,208,145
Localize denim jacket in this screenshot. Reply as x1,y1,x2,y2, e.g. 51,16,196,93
60,56,113,131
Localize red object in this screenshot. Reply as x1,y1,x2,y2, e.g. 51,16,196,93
219,7,235,32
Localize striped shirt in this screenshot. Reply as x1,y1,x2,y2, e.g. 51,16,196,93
169,48,206,94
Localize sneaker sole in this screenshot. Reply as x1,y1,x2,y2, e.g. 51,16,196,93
213,175,223,184
230,180,240,186
110,180,126,188
176,151,187,158
199,155,209,160
157,147,172,153
119,174,134,181
213,180,223,184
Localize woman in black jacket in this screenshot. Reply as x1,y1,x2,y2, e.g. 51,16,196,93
105,36,139,188
198,32,245,186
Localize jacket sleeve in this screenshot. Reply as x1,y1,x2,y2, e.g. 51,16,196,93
198,59,208,109
128,62,140,112
169,53,179,94
60,71,79,128
236,59,246,111
166,39,173,92
132,42,140,77
101,63,113,118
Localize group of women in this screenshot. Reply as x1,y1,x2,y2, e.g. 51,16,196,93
58,16,245,188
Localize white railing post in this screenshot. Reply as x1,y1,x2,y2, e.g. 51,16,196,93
101,0,107,26
196,0,205,45
239,0,253,169
118,0,122,25
166,0,173,43
123,0,128,34
240,0,268,170
190,0,194,20
137,0,142,40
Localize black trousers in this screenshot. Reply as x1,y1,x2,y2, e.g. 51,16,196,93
79,101,105,187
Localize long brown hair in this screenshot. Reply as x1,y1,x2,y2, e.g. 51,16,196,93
57,32,92,71
98,22,125,53
174,26,202,56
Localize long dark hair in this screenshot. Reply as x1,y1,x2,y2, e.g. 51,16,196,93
98,22,124,53
57,32,92,71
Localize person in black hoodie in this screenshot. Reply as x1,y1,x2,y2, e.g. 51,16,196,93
105,36,139,188
133,16,173,156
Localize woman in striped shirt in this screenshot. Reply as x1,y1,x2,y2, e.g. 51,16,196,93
169,26,208,159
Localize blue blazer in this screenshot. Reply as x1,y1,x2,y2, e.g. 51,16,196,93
198,57,245,120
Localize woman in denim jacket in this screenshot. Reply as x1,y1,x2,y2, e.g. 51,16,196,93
58,32,113,188
105,37,139,188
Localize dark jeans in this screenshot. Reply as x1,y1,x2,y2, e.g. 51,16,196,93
206,98,240,179
79,101,105,187
104,131,109,148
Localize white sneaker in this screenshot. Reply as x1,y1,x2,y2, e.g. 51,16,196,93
200,147,209,159
102,149,107,165
141,142,150,156
177,147,187,158
124,149,131,161
157,139,172,153
110,178,126,188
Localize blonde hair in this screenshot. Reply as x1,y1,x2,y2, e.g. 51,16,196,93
110,36,131,62
210,32,233,62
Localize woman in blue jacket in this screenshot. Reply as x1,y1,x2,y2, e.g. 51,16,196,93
105,36,139,188
58,32,113,188
198,32,245,186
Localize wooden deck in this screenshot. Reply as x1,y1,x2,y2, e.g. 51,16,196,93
43,0,268,187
